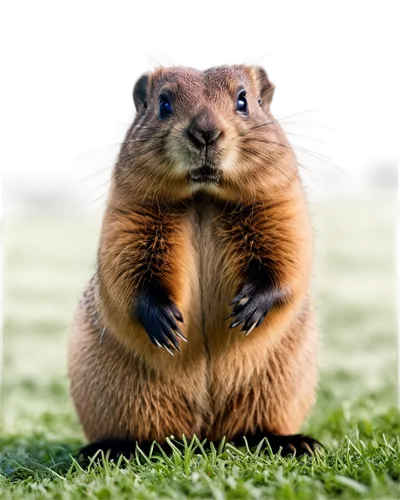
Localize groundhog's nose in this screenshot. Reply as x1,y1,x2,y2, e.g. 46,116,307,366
186,109,222,148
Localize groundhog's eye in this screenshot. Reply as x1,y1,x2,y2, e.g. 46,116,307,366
236,90,248,114
159,94,173,119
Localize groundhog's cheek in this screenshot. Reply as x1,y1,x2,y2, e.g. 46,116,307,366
220,145,239,174
163,137,191,174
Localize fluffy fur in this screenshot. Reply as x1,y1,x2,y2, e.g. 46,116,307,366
68,65,320,458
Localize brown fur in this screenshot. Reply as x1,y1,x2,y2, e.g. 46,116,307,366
68,65,318,447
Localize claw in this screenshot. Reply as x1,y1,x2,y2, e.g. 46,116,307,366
238,297,249,307
163,344,175,356
243,321,258,336
166,335,181,353
303,442,313,455
230,320,241,329
230,294,244,306
224,311,236,321
173,328,187,342
170,304,184,323
173,342,181,353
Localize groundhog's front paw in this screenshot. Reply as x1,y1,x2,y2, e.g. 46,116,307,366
226,283,278,335
135,280,186,355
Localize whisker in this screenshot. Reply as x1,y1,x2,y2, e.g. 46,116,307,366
288,132,326,146
289,144,333,164
111,158,168,215
74,126,170,168
241,135,342,173
139,159,168,205
109,137,168,150
297,160,317,176
237,120,277,138
73,144,108,162
136,131,175,202
90,192,108,207
81,173,112,209
239,120,335,145
81,164,113,182
240,147,295,186
137,159,169,207
278,120,335,132
276,109,317,122
109,131,169,196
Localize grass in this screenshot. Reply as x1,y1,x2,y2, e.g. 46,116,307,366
1,196,399,499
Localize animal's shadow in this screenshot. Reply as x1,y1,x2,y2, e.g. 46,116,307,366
0,436,80,481
0,438,176,480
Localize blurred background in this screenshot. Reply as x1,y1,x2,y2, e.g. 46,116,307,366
0,155,400,459
3,154,399,210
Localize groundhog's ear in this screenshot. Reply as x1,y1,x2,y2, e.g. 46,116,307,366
133,72,150,112
252,66,275,108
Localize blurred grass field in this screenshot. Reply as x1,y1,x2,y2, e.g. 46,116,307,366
1,196,399,499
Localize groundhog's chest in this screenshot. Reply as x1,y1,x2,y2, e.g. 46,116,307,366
188,204,243,351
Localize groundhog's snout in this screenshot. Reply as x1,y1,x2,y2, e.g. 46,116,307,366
186,108,222,150
185,108,224,185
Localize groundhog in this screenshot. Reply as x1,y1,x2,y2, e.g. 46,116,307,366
68,65,321,460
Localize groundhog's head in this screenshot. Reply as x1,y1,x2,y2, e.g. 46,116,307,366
114,65,297,204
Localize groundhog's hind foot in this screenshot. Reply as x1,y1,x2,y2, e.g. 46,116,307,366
77,439,171,465
230,432,323,457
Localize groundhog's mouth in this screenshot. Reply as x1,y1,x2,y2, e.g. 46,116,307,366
189,164,221,184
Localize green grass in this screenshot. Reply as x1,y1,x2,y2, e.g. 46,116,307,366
1,196,399,499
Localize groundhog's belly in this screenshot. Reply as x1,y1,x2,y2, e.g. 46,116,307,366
69,284,316,442
69,278,316,444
